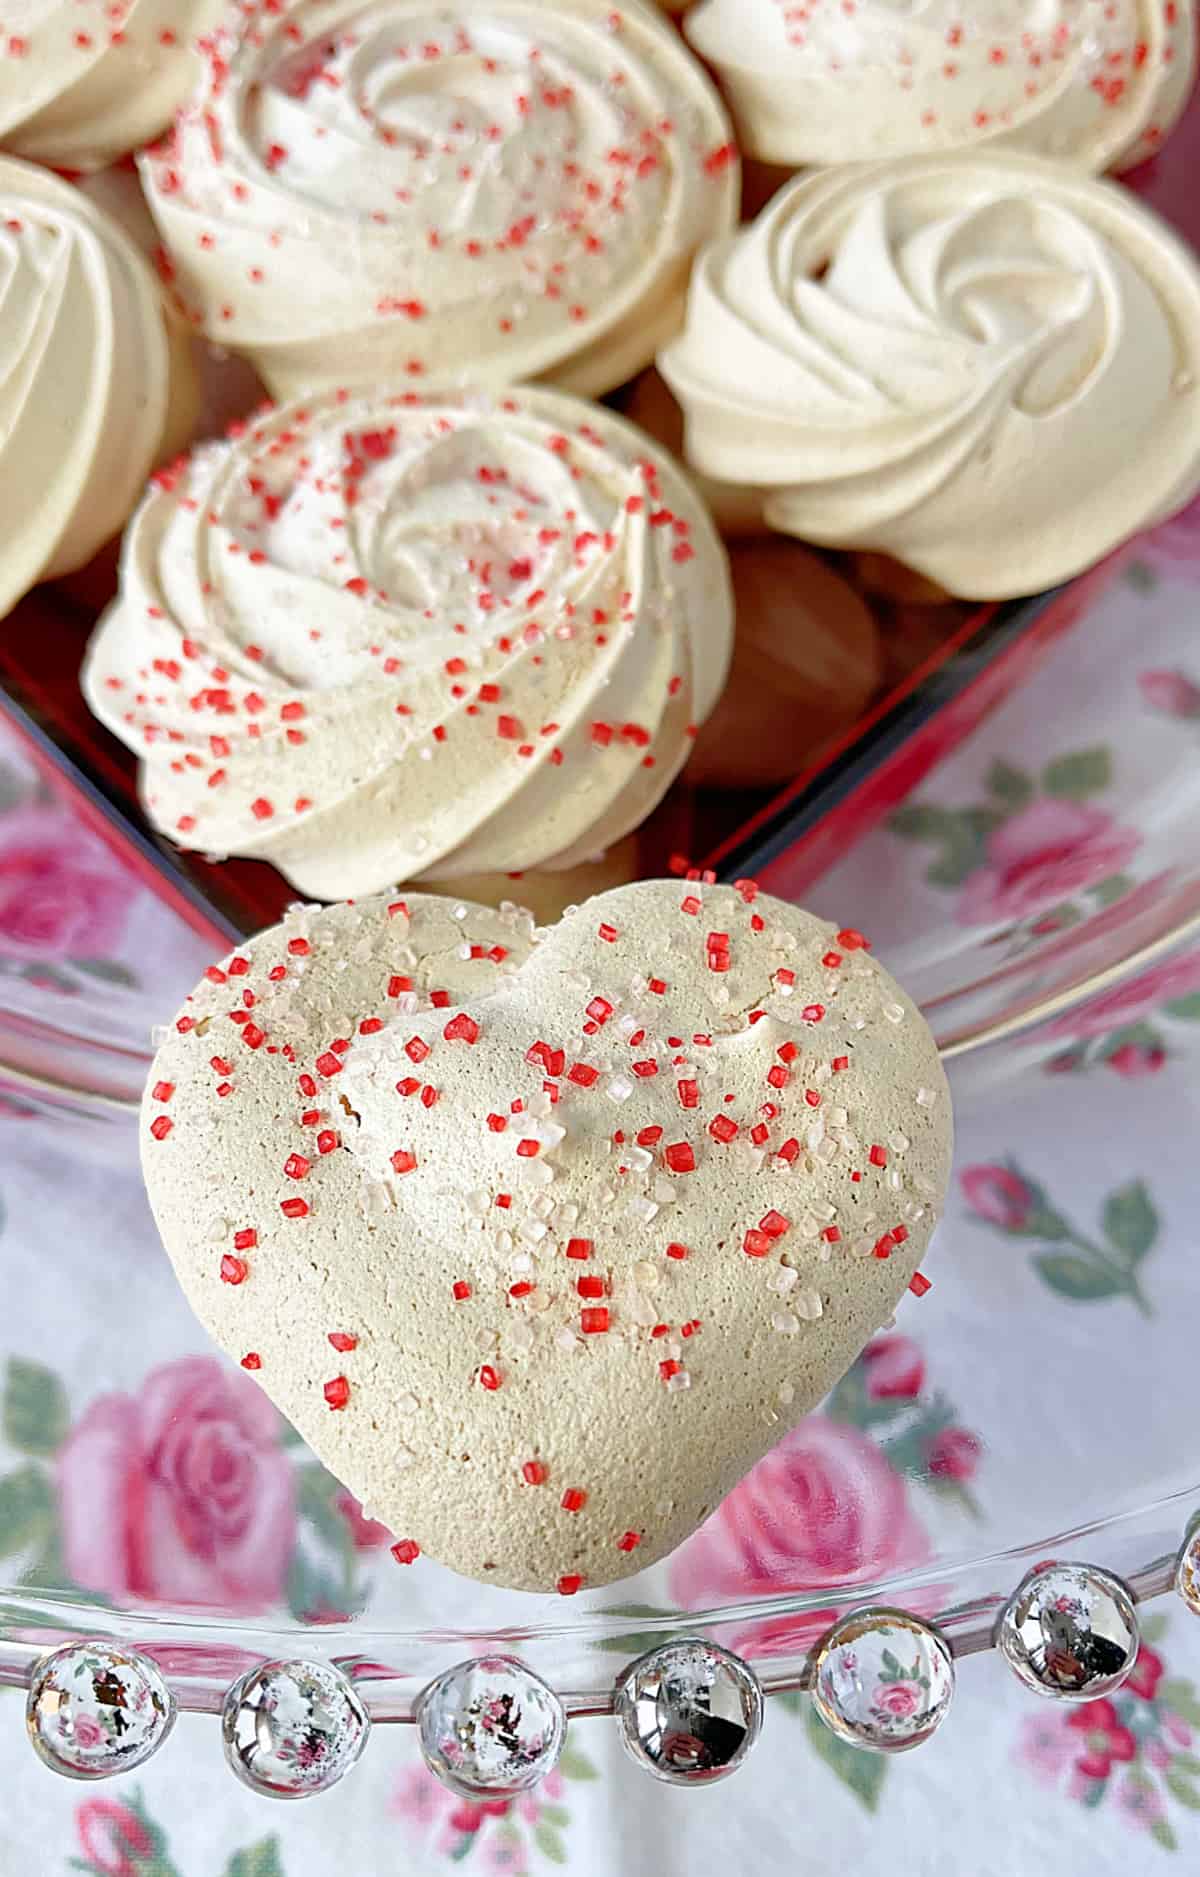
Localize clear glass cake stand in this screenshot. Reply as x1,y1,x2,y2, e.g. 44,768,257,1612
1,534,1198,1742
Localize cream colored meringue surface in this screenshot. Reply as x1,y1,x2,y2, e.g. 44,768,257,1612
659,153,1200,600
82,383,733,895
0,0,224,170
685,0,1196,174
138,0,738,401
141,882,952,1592
0,158,196,621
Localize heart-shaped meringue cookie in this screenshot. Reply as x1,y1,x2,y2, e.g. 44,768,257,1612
142,882,952,1594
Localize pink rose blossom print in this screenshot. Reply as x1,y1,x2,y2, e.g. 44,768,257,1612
959,1165,1035,1231
956,799,1140,928
56,1355,295,1611
669,1416,928,1655
1139,669,1200,718
1050,952,1200,1042
962,1164,1158,1314
0,804,134,963
1139,490,1200,581
1013,1627,1199,1854
393,1749,594,1870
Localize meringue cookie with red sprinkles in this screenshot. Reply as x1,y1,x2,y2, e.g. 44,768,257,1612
0,157,197,623
81,383,733,896
138,0,739,401
684,0,1196,175
141,880,952,1593
0,0,224,170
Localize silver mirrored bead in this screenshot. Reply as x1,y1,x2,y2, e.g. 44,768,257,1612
810,1607,955,1754
614,1638,763,1785
27,1640,176,1780
222,1659,370,1799
1176,1527,1200,1615
416,1655,566,1799
997,1562,1139,1701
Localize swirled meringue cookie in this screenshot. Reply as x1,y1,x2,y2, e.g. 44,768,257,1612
0,159,197,622
82,384,733,897
0,0,224,170
660,154,1200,600
685,0,1196,174
139,0,738,402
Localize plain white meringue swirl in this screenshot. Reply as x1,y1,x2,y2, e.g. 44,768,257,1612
82,384,733,896
685,0,1196,174
0,157,196,621
660,153,1200,600
139,0,738,401
0,0,225,170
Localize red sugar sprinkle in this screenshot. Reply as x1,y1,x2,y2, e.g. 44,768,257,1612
391,1149,418,1174
892,1223,910,1244
404,1036,431,1063
526,1041,565,1077
637,1125,664,1147
664,1142,695,1174
152,1080,174,1102
586,996,613,1026
557,1574,583,1596
708,1115,738,1144
452,1280,472,1302
805,1089,821,1108
802,1005,826,1024
677,1079,700,1109
486,1113,508,1132
837,928,870,951
909,1271,932,1298
760,1210,790,1238
250,797,274,821
659,1359,682,1382
242,1023,266,1050
767,1066,789,1090
750,1123,770,1147
328,1332,358,1351
823,951,843,969
478,1364,502,1391
149,1115,173,1141
561,1487,587,1513
228,957,250,976
821,1226,842,1245
233,1228,257,1251
567,1062,599,1087
666,1241,688,1261
391,1539,421,1565
240,1353,261,1371
315,1051,342,1077
298,1073,317,1097
316,1129,339,1155
681,896,701,915
777,1042,799,1065
287,937,311,956
869,1145,888,1168
280,1198,309,1219
580,1306,610,1334
743,1230,772,1258
778,1139,801,1164
397,1078,421,1098
577,1275,605,1300
616,1530,642,1553
284,1153,311,1180
832,1056,850,1073
521,1460,548,1486
516,1139,540,1158
510,1281,535,1300
323,1376,350,1410
387,975,411,998
443,1012,480,1043
598,923,618,943
566,1238,592,1261
359,1017,383,1036
220,1255,247,1285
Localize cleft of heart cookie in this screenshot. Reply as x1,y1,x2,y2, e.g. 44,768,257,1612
142,879,952,1594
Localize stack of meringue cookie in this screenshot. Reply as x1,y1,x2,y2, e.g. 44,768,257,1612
0,0,1196,910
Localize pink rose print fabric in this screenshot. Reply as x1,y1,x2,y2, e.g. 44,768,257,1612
0,803,133,963
57,1356,295,1612
955,799,1141,929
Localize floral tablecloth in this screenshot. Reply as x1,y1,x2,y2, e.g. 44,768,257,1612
3,501,1200,1876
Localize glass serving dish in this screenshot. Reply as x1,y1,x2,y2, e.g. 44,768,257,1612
0,509,1198,1755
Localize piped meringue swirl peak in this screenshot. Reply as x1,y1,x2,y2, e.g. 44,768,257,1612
140,0,739,400
685,0,1196,174
82,383,733,896
660,153,1200,600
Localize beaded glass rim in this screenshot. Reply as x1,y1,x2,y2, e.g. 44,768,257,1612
4,1532,1200,1792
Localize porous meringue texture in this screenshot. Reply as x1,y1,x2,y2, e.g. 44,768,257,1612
0,158,197,623
660,153,1200,600
82,384,733,896
141,881,952,1593
139,0,739,401
0,0,224,170
685,0,1196,174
